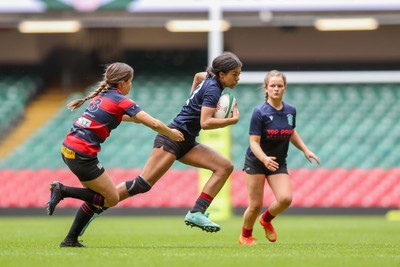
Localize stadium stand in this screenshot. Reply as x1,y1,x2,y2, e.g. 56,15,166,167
0,87,68,160
0,75,399,209
0,75,40,137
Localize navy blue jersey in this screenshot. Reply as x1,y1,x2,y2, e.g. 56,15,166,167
172,77,224,136
246,101,296,164
64,87,142,156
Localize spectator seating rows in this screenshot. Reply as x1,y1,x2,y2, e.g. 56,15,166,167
0,168,399,208
1,76,399,170
0,75,40,136
0,75,399,209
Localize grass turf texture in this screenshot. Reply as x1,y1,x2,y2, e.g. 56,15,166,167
0,215,399,267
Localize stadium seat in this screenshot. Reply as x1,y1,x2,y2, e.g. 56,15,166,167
0,76,40,135
2,80,400,171
1,77,400,209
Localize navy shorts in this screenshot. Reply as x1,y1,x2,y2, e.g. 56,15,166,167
61,145,105,182
153,124,199,159
243,155,288,176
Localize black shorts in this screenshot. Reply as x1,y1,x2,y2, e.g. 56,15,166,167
243,155,288,176
61,145,105,182
153,124,199,159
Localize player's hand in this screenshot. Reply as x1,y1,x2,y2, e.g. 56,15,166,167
304,150,320,165
169,129,185,142
231,102,240,123
263,156,279,171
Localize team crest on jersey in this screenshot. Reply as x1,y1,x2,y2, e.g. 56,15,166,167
287,114,293,126
269,115,273,121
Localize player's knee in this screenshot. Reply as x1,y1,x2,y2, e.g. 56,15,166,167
218,160,234,178
249,202,263,213
226,161,234,174
105,192,119,207
278,196,292,208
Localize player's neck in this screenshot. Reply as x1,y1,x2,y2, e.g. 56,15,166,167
267,99,283,110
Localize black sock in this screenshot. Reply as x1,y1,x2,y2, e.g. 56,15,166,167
61,186,105,206
125,176,152,196
64,202,97,242
96,206,108,214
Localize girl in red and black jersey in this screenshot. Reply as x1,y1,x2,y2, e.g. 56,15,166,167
47,62,184,247
76,52,242,237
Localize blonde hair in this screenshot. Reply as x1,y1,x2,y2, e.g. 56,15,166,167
67,62,134,110
263,70,287,100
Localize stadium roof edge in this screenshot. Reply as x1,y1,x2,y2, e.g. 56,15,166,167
240,70,400,84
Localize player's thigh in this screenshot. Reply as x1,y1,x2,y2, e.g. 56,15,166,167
245,173,265,206
81,171,118,204
141,147,176,185
266,173,292,201
179,144,232,172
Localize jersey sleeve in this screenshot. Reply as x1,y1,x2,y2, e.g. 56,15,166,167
202,84,221,108
120,98,142,117
249,108,263,135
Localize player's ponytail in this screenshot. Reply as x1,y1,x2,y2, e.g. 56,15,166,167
66,81,108,111
206,66,217,78
66,97,89,111
67,62,133,111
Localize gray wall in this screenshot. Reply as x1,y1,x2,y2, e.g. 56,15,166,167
1,25,399,66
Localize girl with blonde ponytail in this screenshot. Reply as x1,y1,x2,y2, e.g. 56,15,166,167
47,62,184,248
239,70,320,245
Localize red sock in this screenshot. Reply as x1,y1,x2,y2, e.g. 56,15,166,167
241,226,253,238
200,192,213,202
262,209,275,222
190,192,214,213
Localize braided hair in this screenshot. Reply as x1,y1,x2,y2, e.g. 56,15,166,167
67,62,134,110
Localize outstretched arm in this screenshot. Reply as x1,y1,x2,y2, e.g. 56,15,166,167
123,111,184,142
290,129,320,164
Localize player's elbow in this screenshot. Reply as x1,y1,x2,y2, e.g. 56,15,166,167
200,121,213,130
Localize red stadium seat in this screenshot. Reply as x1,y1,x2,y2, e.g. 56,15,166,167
0,168,399,208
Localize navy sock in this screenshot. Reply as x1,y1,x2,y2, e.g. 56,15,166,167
65,202,97,241
96,206,108,214
190,192,214,213
61,186,105,207
125,176,152,196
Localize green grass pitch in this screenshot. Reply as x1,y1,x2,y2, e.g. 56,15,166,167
0,215,399,267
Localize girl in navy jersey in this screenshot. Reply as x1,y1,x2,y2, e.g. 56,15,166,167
239,70,320,245
116,52,241,232
47,62,184,247
77,52,242,235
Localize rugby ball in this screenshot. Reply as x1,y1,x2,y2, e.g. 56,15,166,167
214,91,236,118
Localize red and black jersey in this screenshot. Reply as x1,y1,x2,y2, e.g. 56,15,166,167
63,87,142,157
